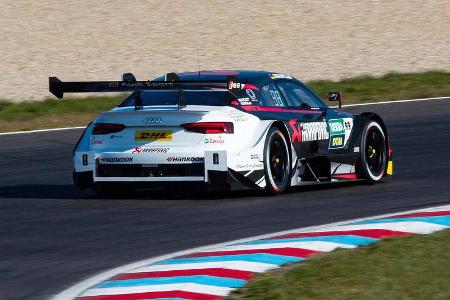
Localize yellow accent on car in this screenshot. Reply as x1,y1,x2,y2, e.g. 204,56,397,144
387,161,394,175
135,130,173,141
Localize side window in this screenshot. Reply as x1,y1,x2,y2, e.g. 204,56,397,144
261,83,286,107
276,82,324,109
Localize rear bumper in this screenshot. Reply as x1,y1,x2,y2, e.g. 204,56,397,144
74,149,265,191
93,150,227,183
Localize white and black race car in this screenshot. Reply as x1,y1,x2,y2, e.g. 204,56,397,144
49,70,393,195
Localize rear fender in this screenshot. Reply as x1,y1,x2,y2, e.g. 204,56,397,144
73,122,95,172
227,120,272,189
227,120,297,189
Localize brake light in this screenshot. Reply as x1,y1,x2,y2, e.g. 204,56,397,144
92,123,125,135
181,122,234,134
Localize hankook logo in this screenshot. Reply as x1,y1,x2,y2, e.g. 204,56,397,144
143,117,163,125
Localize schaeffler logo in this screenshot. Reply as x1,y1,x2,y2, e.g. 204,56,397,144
166,156,204,163
132,147,169,154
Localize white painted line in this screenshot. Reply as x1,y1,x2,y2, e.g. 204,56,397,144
3,96,450,136
79,282,233,297
0,126,85,136
129,261,278,274
340,96,450,108
51,203,450,300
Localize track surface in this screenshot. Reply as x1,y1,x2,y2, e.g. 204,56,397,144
1,99,449,300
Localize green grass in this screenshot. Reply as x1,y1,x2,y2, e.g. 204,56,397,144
1,71,450,132
0,95,124,132
308,71,450,104
227,230,450,300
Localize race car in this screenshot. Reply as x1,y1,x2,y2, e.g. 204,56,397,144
49,70,393,195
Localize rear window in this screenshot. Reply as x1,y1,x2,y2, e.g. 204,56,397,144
118,90,234,107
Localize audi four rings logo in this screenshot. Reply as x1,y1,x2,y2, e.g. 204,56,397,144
144,117,163,125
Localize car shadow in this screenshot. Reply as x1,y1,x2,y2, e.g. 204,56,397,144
0,184,267,201
0,180,373,201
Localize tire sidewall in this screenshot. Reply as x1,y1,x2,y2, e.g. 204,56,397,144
358,121,387,182
263,127,291,193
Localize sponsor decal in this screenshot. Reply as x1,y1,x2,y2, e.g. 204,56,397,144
109,81,174,88
246,89,257,100
110,134,123,139
135,130,172,141
228,81,244,90
132,147,169,154
237,97,252,105
328,119,345,135
91,140,102,145
345,121,352,130
330,134,345,148
250,154,261,160
166,156,204,163
328,118,353,149
301,122,329,141
289,119,329,143
235,162,264,170
100,157,134,163
204,135,225,144
143,117,163,125
354,146,360,153
226,111,249,122
269,73,293,80
269,90,284,107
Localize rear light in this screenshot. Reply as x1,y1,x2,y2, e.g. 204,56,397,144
181,122,234,134
92,123,125,135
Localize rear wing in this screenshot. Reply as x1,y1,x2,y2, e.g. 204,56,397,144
48,73,243,99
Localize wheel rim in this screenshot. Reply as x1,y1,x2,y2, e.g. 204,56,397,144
365,127,385,176
269,135,288,186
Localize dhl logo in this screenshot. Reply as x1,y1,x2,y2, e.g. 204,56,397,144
135,130,172,141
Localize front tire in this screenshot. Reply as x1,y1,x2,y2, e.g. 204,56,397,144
356,121,387,183
263,127,291,194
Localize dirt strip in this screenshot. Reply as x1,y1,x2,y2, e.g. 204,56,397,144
1,0,449,101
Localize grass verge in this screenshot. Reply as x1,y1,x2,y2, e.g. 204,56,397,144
227,230,450,300
1,71,450,132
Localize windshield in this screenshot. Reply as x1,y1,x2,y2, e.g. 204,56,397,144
118,90,234,107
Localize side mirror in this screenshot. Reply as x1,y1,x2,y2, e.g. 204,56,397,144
328,91,342,108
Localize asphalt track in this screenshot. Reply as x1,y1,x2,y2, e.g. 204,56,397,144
1,99,450,300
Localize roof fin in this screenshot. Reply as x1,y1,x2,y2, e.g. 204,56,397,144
122,73,136,82
165,72,180,82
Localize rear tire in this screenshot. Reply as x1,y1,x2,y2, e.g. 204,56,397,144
356,121,387,183
263,127,291,194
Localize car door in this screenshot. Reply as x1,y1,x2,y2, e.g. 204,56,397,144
274,80,330,159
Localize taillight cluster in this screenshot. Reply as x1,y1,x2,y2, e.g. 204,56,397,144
92,123,125,135
181,122,234,134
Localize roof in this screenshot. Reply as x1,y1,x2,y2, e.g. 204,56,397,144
153,70,283,85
